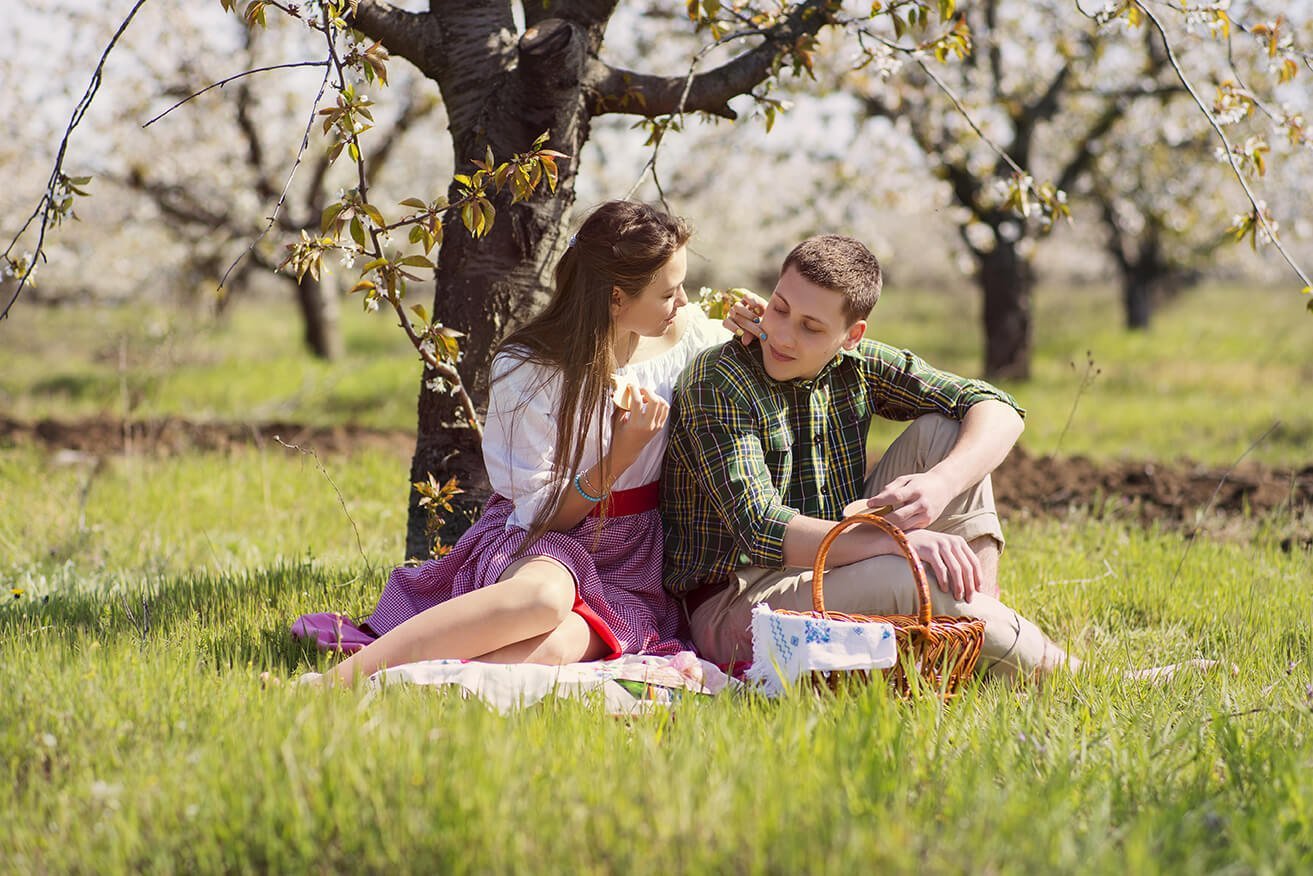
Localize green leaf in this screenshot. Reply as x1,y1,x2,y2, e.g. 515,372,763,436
350,217,366,249
321,202,344,233
361,257,389,272
399,197,428,210
361,203,386,227
400,255,434,269
410,303,430,323
349,279,376,295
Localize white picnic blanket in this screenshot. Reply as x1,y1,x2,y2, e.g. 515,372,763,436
745,603,898,696
361,652,729,714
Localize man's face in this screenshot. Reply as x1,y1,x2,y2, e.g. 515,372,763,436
758,266,866,382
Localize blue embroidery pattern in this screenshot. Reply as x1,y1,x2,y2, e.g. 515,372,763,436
769,616,793,662
804,620,832,644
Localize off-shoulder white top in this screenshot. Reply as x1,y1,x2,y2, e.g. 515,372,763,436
482,312,733,531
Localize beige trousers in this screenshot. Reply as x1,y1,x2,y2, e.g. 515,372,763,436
689,414,1062,678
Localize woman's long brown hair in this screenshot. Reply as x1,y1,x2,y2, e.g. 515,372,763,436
494,200,691,548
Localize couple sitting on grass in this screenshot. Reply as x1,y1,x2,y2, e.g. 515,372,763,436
296,199,1208,686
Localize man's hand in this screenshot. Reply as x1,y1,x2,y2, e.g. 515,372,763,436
903,529,981,602
866,470,958,531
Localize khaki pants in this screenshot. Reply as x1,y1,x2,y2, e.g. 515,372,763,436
689,415,1061,678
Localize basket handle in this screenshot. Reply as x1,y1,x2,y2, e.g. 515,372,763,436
810,509,932,627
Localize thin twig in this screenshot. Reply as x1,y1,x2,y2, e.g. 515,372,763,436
624,27,769,205
1167,420,1281,588
274,435,373,575
217,60,334,293
1056,352,1101,454
142,60,329,128
1,0,151,322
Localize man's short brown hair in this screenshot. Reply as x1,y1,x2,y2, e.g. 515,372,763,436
780,235,883,324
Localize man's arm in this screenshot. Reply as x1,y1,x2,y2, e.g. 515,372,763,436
856,399,1023,532
855,342,1025,533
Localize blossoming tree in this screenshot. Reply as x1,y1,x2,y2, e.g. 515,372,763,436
7,0,1311,556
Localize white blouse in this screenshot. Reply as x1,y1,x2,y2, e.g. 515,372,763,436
483,312,733,531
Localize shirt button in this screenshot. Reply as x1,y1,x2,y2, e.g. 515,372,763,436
813,434,823,443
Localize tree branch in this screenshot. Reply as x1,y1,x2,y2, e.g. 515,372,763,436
141,60,328,128
350,0,437,72
525,0,619,29
586,0,837,119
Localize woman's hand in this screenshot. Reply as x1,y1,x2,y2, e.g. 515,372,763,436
723,289,768,347
609,387,670,471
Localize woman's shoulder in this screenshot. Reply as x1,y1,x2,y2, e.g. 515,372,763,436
488,346,560,402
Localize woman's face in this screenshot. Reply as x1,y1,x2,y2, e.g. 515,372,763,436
612,246,689,337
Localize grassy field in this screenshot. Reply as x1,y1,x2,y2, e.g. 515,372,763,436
2,283,1312,873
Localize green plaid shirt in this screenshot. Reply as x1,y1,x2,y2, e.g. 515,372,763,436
661,339,1024,596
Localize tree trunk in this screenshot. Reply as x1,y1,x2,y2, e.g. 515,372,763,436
1123,271,1153,331
294,273,342,360
978,239,1033,380
402,15,596,559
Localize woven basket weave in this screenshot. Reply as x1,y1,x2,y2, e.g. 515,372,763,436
776,512,986,700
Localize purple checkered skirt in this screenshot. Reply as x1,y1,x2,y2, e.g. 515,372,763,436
359,492,690,657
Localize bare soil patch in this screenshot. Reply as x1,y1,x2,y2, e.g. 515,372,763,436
4,415,1310,534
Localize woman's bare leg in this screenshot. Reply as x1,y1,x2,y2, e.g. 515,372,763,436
474,612,610,664
324,556,577,685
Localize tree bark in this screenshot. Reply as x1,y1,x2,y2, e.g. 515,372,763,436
401,12,596,559
978,239,1033,380
294,273,343,360
1123,269,1153,331
344,2,837,559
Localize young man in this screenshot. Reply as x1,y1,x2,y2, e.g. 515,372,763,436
661,235,1071,677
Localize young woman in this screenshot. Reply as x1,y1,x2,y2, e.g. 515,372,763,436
295,200,765,684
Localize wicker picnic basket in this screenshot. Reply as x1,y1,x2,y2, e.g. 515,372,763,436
776,512,986,700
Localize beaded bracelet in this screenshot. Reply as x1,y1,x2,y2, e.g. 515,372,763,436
573,472,606,503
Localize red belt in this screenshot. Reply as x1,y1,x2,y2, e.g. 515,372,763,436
587,480,660,518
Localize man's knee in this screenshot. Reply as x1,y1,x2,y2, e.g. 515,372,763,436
905,414,961,465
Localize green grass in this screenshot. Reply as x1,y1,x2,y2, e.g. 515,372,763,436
4,281,1310,465
2,284,1312,872
0,299,422,431
864,282,1313,467
2,523,1311,872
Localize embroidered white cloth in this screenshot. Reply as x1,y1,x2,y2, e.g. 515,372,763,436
350,652,729,715
745,603,898,696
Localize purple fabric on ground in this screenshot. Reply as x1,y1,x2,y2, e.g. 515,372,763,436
291,612,376,654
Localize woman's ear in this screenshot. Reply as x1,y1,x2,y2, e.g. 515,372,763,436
611,286,625,315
